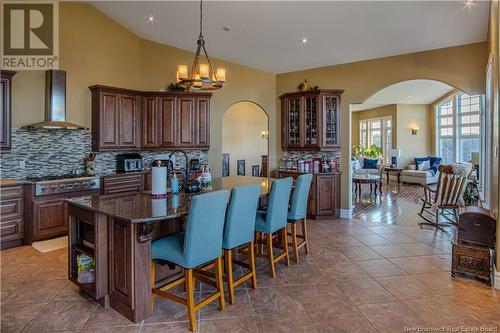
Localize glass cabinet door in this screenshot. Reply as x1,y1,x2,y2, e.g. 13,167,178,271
287,98,301,146
323,95,339,147
304,96,318,146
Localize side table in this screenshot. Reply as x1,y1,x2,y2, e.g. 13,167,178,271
383,167,402,183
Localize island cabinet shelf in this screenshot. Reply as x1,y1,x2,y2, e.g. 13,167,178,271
90,85,211,151
280,89,343,151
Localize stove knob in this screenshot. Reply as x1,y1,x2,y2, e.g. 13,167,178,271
59,184,66,189
50,184,57,191
90,180,96,187
82,182,89,187
40,185,47,192
74,182,80,188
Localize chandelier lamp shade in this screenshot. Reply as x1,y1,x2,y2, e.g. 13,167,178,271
176,0,226,91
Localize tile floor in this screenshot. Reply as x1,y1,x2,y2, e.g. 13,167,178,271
1,182,499,333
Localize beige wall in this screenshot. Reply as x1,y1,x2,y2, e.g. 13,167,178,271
10,3,276,177
487,0,500,272
396,104,432,168
222,102,268,176
351,104,398,148
276,42,488,212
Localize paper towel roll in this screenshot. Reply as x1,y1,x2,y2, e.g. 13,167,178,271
151,166,167,197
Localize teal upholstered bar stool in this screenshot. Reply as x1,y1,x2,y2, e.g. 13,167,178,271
222,184,261,304
287,173,313,263
151,190,230,332
255,177,293,278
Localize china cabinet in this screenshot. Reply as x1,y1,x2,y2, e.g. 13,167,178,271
280,89,343,151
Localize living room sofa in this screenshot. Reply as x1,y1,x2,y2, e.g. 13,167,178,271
401,163,439,185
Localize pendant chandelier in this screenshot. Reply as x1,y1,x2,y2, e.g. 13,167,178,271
176,0,226,91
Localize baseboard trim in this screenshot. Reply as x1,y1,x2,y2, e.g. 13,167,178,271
495,265,500,290
340,209,353,218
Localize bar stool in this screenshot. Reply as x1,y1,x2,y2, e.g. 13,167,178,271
287,173,313,263
254,177,293,278
151,190,230,332
222,184,261,304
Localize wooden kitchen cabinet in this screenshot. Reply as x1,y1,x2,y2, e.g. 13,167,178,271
280,89,342,151
274,170,341,219
0,184,24,249
101,173,144,194
1,70,16,153
91,85,211,151
32,199,67,240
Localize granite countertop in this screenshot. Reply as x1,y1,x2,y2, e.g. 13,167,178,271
0,179,31,186
66,176,273,223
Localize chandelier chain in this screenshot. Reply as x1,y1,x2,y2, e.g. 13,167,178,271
199,0,203,38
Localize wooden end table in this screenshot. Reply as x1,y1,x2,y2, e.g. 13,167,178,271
383,167,402,183
352,174,382,198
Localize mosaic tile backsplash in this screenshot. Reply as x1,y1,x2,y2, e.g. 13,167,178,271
280,150,341,172
0,129,208,179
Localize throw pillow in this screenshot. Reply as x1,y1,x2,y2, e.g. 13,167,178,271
414,157,430,170
428,156,442,173
417,160,430,171
363,158,379,169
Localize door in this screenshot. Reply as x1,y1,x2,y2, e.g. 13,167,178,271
158,96,176,148
304,95,320,149
322,94,340,149
316,175,335,216
33,199,67,240
195,97,210,148
142,96,158,148
285,97,302,148
119,94,139,148
100,92,120,148
177,97,195,147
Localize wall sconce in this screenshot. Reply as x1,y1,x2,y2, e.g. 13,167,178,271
261,130,269,139
411,127,419,135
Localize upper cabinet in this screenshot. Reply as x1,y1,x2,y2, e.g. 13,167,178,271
1,70,16,153
280,89,343,151
90,86,211,151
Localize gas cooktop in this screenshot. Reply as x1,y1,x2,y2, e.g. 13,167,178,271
26,174,89,182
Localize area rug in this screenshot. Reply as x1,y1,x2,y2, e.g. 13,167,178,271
32,236,68,253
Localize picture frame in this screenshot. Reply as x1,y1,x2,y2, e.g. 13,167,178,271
237,160,245,176
252,165,260,177
222,153,230,177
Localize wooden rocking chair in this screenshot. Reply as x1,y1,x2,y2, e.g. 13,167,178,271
418,165,470,230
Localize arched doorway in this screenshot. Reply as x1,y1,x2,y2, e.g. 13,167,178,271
222,101,269,177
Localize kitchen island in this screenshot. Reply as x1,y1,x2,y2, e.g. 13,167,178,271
66,176,271,323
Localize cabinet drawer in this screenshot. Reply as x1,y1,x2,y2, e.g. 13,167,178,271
103,174,143,194
0,185,23,199
0,217,23,240
104,174,143,186
0,197,23,219
104,184,142,194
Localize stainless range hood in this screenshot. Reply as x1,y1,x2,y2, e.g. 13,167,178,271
22,70,87,130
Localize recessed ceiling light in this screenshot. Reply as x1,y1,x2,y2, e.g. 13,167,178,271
147,14,156,24
301,38,308,44
408,95,412,99
464,0,474,9
222,26,230,32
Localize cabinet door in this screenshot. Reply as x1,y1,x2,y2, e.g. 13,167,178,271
177,97,195,147
142,96,158,148
285,97,302,148
119,94,139,148
0,77,11,152
195,97,210,149
99,92,120,148
316,175,335,216
304,96,320,148
109,218,133,308
158,96,176,148
33,199,67,240
0,218,23,242
322,94,340,149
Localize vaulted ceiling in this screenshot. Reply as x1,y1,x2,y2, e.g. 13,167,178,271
92,1,490,74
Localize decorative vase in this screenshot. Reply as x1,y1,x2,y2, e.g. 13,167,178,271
200,164,212,190
84,160,95,176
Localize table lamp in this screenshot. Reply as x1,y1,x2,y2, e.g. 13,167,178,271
389,149,401,167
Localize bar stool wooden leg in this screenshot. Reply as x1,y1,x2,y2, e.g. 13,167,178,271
291,223,300,263
266,233,275,278
224,249,235,304
302,218,309,254
215,257,226,311
281,228,290,267
248,241,257,289
150,260,156,312
184,269,196,332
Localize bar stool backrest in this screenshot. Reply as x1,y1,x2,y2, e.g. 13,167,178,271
288,173,313,221
265,177,293,231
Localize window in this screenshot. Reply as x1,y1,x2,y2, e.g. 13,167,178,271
359,116,393,161
436,93,484,165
